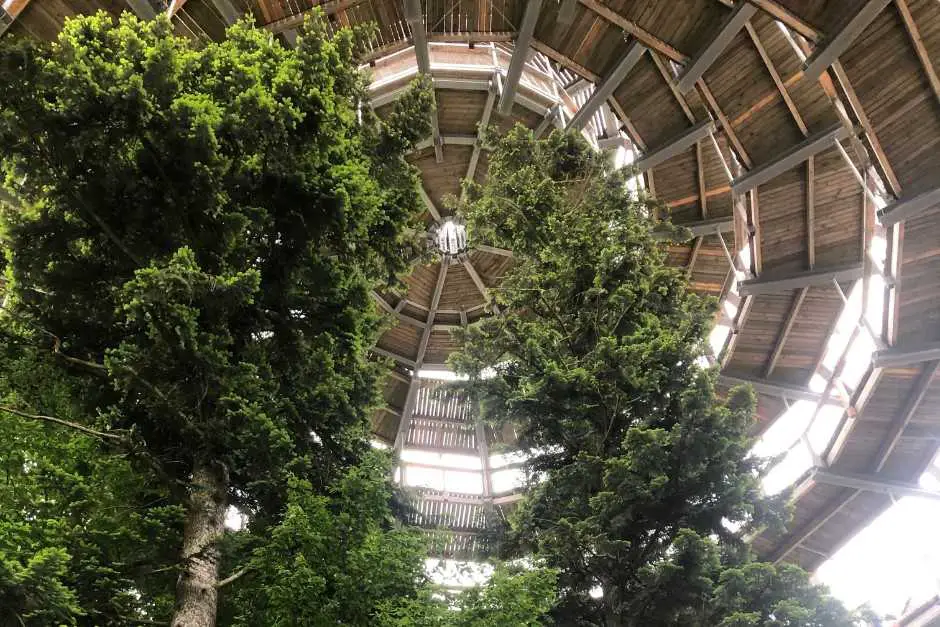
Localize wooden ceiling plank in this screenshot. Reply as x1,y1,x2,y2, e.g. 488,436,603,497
567,42,646,130
802,0,892,82
731,123,849,195
497,0,542,115
168,0,188,18
265,0,368,32
0,0,30,35
894,0,940,108
719,374,839,405
737,262,863,296
696,140,708,218
764,286,808,378
634,120,716,173
677,2,757,93
768,489,860,564
806,157,815,268
576,0,688,63
558,0,578,24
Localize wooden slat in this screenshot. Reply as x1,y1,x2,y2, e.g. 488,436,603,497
745,22,808,136
747,0,821,42
764,287,808,378
634,120,716,173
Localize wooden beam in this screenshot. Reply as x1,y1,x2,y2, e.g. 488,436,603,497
126,0,157,20
872,342,940,369
498,0,543,115
696,80,753,169
696,140,708,218
806,157,815,267
668,216,735,239
731,124,849,194
418,185,442,223
567,42,646,130
576,0,689,64
828,62,902,198
372,291,427,329
877,184,940,226
874,361,940,472
764,287,808,378
745,22,808,136
678,2,757,93
687,237,703,276
770,360,938,563
650,51,696,124
719,374,839,405
208,0,239,24
634,120,716,173
167,0,188,17
812,468,940,501
737,263,863,296
415,261,449,369
373,346,417,368
264,0,367,32
0,0,29,35
895,0,940,108
465,81,497,185
802,0,892,82
476,244,512,257
403,0,442,162
747,0,821,42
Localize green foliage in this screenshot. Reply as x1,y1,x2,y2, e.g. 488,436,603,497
0,548,81,626
222,451,430,625
0,10,432,622
450,126,829,624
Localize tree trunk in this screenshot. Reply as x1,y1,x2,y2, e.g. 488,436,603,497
171,460,227,627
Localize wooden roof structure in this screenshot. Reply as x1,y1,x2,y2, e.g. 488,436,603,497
8,0,940,570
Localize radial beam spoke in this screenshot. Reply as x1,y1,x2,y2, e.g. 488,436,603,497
718,374,840,405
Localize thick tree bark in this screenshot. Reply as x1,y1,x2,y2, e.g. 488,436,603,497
171,460,227,627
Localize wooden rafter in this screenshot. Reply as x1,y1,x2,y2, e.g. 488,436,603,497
126,0,157,20
696,80,753,169
745,22,808,136
576,0,688,64
634,120,715,173
650,51,696,123
764,287,808,378
731,124,849,195
895,0,940,108
737,263,863,296
567,42,646,130
770,361,940,563
207,0,239,25
677,2,757,93
465,78,497,187
747,0,821,42
802,0,892,82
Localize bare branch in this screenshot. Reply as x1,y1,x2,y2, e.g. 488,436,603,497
216,566,250,589
0,404,126,442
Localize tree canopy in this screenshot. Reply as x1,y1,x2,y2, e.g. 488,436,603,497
0,11,433,624
451,126,858,626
